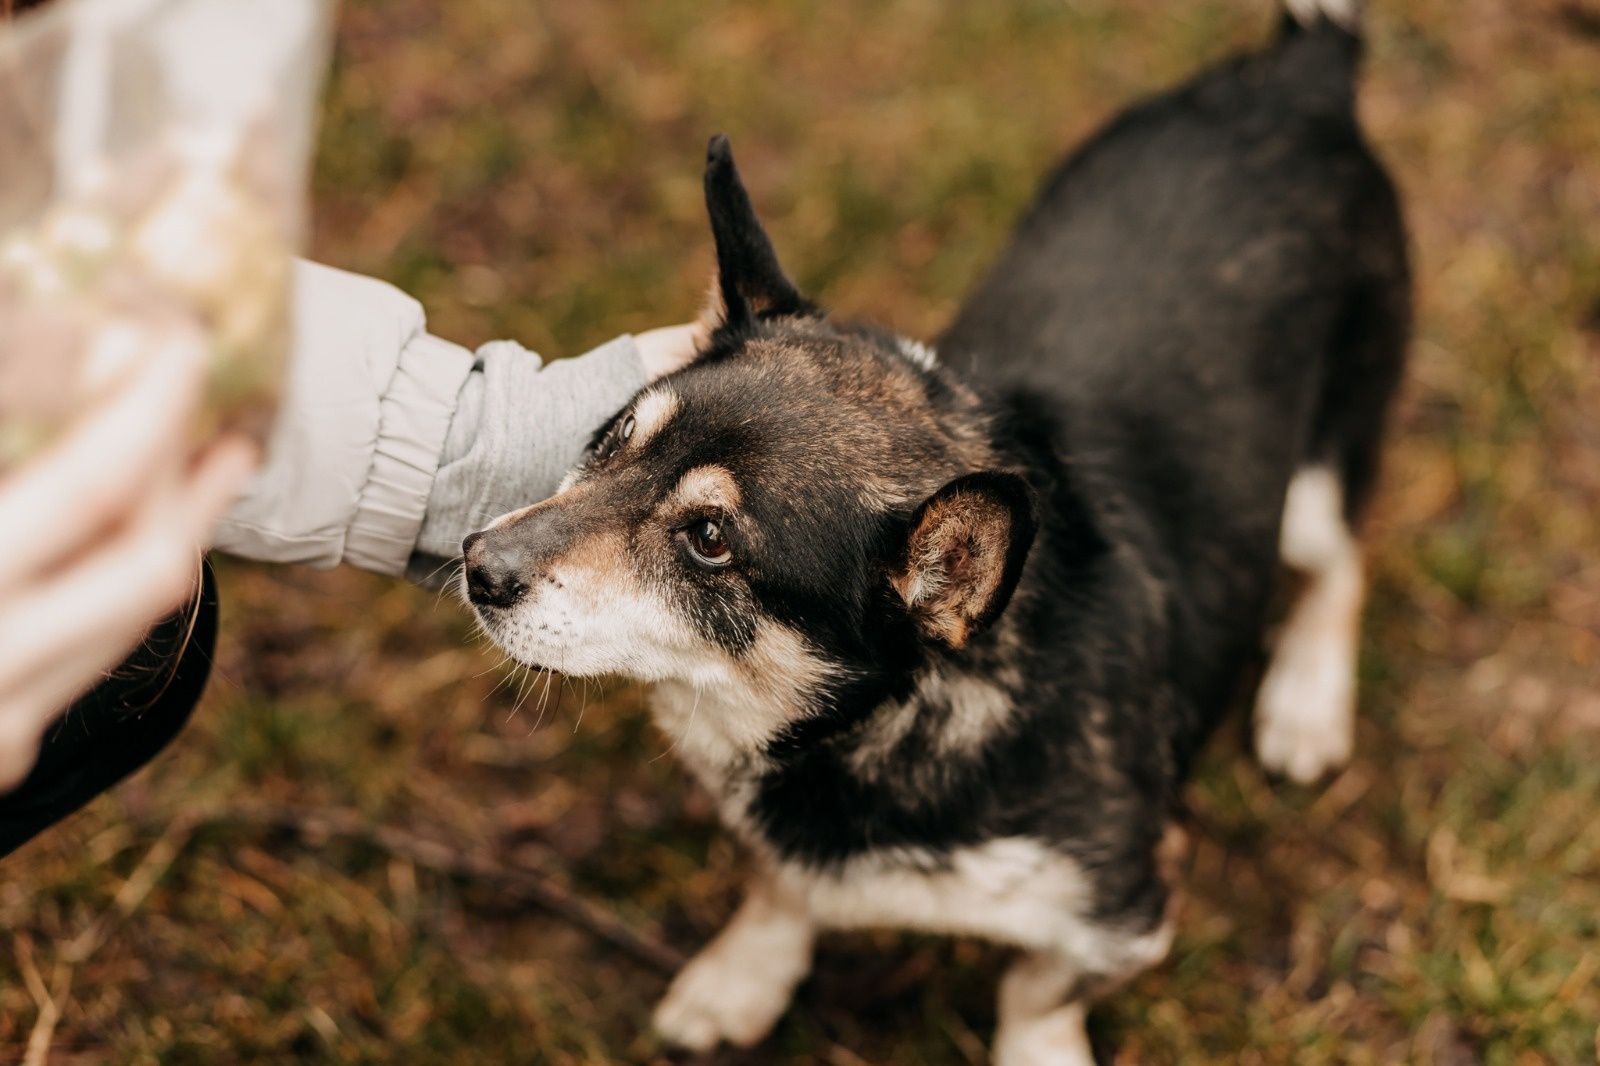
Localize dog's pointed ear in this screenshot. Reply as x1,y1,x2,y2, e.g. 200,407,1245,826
702,134,813,331
890,472,1038,650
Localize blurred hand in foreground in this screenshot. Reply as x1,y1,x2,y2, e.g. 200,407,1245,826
0,328,255,792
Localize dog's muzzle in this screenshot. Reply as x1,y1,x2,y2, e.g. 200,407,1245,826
462,502,588,610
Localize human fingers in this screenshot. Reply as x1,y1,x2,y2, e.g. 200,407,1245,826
0,701,54,793
0,438,251,698
0,323,208,592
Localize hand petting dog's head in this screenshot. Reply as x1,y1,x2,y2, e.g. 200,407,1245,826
463,136,1036,752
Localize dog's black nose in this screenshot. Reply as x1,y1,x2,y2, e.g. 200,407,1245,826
463,531,528,609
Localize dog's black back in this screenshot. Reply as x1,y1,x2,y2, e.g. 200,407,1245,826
943,16,1408,756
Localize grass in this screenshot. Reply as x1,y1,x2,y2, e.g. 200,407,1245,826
4,0,1600,1062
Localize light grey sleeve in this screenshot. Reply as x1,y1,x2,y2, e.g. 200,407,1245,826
214,261,476,574
411,333,646,567
215,260,646,583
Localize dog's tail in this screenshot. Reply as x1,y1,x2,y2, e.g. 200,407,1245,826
1270,0,1364,114
1280,0,1361,36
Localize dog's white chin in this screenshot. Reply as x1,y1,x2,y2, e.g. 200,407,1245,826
471,605,709,685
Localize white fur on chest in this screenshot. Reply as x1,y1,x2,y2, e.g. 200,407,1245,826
645,622,831,785
646,677,777,839
649,679,760,777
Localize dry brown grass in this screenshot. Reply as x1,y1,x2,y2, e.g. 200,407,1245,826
3,1,1599,1062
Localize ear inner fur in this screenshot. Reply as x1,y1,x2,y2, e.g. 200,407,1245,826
892,472,1038,649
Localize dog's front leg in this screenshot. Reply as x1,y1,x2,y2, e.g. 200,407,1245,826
653,870,815,1052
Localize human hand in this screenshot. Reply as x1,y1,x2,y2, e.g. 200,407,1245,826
634,322,705,381
0,328,255,791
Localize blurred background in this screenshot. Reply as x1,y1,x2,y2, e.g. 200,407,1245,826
3,0,1598,1061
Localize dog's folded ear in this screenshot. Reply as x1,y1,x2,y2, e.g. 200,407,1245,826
702,134,815,332
890,472,1038,650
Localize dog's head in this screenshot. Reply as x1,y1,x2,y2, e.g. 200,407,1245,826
463,136,1036,752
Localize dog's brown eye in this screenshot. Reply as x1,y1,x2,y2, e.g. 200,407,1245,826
683,518,732,568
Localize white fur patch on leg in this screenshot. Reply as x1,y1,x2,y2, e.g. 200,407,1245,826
1257,466,1363,783
653,879,814,1052
1278,465,1349,573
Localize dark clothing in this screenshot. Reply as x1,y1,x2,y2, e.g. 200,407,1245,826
0,561,217,857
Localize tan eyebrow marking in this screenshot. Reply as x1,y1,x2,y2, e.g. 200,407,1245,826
629,388,680,449
671,464,742,512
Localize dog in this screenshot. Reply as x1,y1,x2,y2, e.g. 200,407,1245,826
461,2,1408,1061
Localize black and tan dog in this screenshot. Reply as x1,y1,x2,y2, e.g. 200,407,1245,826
462,2,1408,1060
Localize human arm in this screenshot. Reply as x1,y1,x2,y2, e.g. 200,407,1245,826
211,260,698,577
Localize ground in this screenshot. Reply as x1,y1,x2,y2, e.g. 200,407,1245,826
3,1,1599,1062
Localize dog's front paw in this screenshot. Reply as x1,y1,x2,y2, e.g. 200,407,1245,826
652,947,797,1052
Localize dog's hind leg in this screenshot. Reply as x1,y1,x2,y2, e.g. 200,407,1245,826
994,952,1095,1066
1254,465,1364,783
1257,233,1407,785
993,879,1177,1066
653,871,814,1052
